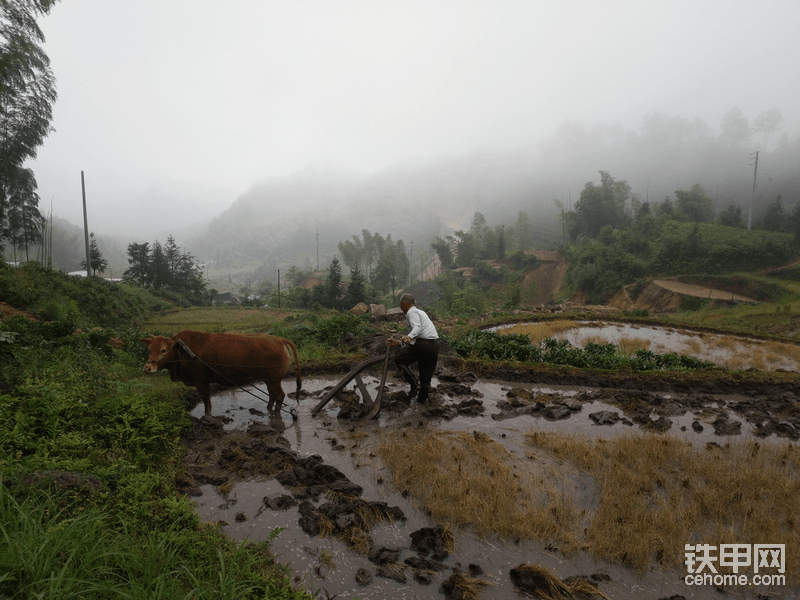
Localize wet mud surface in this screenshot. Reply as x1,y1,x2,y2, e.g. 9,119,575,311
177,352,800,600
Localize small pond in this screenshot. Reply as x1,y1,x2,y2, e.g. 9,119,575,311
490,320,800,372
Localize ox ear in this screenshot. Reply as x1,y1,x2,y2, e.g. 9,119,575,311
139,336,153,346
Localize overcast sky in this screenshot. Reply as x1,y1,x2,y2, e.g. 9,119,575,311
27,0,800,236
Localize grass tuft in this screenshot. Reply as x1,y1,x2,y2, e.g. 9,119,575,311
376,429,584,546
375,428,800,583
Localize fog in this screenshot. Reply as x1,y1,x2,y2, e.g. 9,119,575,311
26,0,800,237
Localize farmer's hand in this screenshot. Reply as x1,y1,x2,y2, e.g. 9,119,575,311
387,337,400,346
401,335,413,345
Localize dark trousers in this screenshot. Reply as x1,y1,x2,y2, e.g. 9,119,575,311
394,339,439,399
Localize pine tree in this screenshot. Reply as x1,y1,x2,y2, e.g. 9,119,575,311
344,263,368,308
80,232,108,275
326,257,343,309
150,240,169,290
163,235,181,285
515,211,531,251
124,242,150,286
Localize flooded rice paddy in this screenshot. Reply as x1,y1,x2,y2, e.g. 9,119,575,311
490,320,800,372
188,345,797,600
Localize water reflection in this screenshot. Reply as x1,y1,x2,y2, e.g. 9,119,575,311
490,321,800,372
188,372,787,600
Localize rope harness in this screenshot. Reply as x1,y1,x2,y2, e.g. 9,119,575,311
172,339,298,420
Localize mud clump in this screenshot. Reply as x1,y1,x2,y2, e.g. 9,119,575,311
410,525,453,562
589,410,630,426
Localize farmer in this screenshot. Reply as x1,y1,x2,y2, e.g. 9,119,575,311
391,293,440,404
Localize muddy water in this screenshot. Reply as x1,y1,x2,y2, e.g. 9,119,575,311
491,321,800,372
190,374,790,600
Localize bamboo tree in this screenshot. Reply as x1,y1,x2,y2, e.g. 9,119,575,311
0,0,58,250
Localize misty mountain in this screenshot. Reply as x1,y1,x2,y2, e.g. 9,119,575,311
42,217,130,276
187,151,564,273
186,112,800,284
37,111,800,289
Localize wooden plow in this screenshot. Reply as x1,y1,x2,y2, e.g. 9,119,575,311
310,343,395,420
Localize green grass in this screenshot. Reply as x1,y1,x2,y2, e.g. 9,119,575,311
660,295,800,339
0,264,313,600
0,481,303,599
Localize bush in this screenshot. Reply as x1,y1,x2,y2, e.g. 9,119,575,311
472,260,504,284
508,250,540,271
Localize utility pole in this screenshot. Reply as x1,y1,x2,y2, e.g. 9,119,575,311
277,269,280,309
748,151,759,233
409,239,413,285
316,230,319,271
81,171,91,276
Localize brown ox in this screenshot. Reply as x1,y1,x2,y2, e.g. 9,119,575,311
140,330,301,415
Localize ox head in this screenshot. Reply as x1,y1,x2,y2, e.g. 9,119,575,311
140,335,174,374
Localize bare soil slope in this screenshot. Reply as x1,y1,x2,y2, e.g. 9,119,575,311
523,251,568,305
606,280,760,314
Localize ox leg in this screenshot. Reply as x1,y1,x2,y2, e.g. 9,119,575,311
265,380,285,412
197,382,213,416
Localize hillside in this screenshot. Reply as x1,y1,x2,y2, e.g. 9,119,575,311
187,154,563,274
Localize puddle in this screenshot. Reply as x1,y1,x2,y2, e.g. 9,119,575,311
188,372,795,600
491,321,800,372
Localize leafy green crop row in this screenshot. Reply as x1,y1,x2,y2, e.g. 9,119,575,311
448,329,714,371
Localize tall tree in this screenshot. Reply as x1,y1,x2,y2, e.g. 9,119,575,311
326,256,343,309
431,236,453,269
344,263,368,308
718,204,743,228
163,234,181,284
515,211,532,252
470,212,489,256
338,236,363,271
674,185,714,223
569,171,631,240
80,232,107,274
3,165,41,260
373,235,408,296
124,241,150,286
177,250,206,300
285,265,303,287
453,230,478,267
719,107,751,149
150,240,169,289
760,195,785,232
752,107,784,152
496,225,506,259
0,0,58,250
361,229,377,278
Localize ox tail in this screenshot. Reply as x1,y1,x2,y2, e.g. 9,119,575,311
288,339,302,397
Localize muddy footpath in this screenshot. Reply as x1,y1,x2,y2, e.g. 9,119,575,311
176,340,800,600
